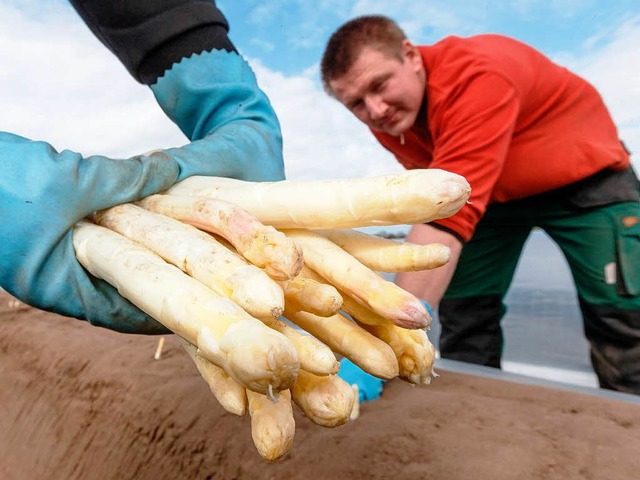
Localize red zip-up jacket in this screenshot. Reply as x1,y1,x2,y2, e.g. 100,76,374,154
372,34,630,241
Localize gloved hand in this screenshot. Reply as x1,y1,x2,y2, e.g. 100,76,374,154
0,132,178,333
337,358,385,403
0,50,284,333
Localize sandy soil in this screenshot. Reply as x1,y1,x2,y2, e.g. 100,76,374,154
1,290,639,480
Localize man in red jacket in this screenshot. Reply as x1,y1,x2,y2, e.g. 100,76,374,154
321,15,640,394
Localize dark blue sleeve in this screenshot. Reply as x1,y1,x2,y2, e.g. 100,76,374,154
68,0,236,84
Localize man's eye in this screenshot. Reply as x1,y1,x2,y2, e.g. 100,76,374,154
372,80,386,92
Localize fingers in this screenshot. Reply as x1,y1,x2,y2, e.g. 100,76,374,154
75,152,180,214
82,277,171,335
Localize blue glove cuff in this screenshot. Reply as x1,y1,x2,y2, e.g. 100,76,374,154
421,299,434,318
149,50,285,182
151,49,271,139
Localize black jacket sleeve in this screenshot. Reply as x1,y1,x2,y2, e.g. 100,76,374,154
68,0,236,84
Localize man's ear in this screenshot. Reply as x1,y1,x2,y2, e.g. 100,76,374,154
402,40,423,73
402,40,418,60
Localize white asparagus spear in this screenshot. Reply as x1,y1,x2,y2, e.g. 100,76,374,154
261,317,339,376
340,292,436,383
246,389,295,461
284,305,399,380
297,265,385,327
361,323,436,385
316,228,450,272
300,255,432,398
285,229,430,330
277,276,342,318
194,237,340,375
291,370,355,428
342,285,436,384
137,194,303,281
179,338,247,416
164,169,471,229
94,204,284,319
339,291,387,326
72,221,299,395
349,385,360,420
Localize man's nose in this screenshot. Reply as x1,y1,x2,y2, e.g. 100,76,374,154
365,95,387,120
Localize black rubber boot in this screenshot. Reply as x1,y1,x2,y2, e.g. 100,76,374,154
580,297,640,394
439,295,506,368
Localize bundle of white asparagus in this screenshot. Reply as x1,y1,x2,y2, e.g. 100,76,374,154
72,168,470,461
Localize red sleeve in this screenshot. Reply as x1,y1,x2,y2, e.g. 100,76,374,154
429,72,520,241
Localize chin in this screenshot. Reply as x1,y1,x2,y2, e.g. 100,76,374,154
387,125,409,137
388,118,413,136
377,123,403,136
372,119,409,136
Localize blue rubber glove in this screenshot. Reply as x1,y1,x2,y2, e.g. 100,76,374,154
337,358,385,403
0,132,178,333
421,299,434,318
149,49,284,182
0,50,284,333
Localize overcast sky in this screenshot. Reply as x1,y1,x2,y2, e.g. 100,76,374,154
1,0,639,182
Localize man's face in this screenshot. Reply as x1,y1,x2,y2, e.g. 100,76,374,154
329,41,426,136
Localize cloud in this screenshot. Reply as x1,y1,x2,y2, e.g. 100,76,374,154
511,0,594,18
0,3,186,158
249,37,276,52
251,60,402,180
560,16,640,163
350,0,483,38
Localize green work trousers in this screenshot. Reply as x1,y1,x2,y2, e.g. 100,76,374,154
439,195,640,394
